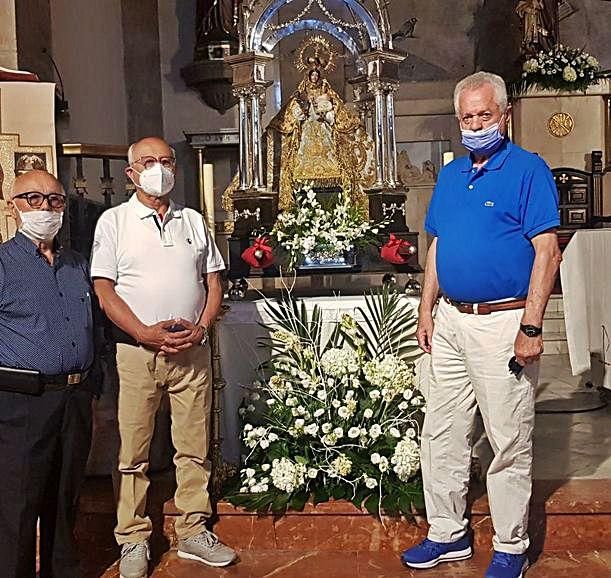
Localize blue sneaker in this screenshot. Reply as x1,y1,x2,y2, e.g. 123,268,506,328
485,552,529,578
401,534,472,569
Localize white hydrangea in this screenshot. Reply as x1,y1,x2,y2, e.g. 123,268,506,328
563,65,577,82
270,458,306,492
320,347,360,378
330,454,353,477
523,58,539,73
363,355,414,400
391,438,421,482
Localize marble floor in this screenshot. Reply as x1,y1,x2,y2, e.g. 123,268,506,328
473,353,611,480
86,354,611,578
100,549,611,577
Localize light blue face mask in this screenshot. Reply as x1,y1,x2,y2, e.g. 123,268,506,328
461,121,505,156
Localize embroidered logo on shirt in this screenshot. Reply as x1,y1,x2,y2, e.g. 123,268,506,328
484,201,495,207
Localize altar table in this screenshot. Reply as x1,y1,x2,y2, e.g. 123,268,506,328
218,294,427,462
560,229,611,388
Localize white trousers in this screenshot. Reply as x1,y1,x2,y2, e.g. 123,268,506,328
421,299,538,554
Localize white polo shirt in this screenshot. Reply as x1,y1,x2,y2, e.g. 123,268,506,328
90,194,225,325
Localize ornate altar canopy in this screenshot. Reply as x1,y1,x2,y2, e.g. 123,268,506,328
222,0,410,247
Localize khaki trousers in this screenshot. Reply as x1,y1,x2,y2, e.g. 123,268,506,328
114,343,213,545
421,299,538,554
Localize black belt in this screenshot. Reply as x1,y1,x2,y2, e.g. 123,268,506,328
41,369,91,391
0,367,91,395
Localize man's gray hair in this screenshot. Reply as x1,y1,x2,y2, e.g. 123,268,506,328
126,142,176,164
453,71,508,116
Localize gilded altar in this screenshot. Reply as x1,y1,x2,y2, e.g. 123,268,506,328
214,1,419,277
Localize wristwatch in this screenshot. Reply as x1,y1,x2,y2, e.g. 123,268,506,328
198,325,209,346
520,323,542,338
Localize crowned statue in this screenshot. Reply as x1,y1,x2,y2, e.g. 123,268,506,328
266,36,375,211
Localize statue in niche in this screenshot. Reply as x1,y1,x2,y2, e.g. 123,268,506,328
196,0,241,45
397,151,436,186
267,36,375,211
516,0,559,54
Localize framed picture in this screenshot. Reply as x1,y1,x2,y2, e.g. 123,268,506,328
396,140,451,187
14,151,47,175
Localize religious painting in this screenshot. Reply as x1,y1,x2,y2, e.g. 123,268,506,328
14,151,47,175
396,140,451,187
0,133,54,241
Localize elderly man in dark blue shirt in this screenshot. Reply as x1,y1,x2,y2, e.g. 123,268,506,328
0,170,95,578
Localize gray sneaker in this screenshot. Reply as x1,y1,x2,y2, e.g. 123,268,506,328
177,530,237,567
119,541,150,578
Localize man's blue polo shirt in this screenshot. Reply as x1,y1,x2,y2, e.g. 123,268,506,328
425,139,559,303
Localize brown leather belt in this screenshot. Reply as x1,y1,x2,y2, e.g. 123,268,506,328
443,296,526,315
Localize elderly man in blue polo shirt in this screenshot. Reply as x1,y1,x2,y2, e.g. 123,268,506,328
0,170,96,578
401,72,561,578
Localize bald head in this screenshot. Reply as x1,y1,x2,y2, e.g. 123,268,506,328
127,137,173,165
12,170,64,199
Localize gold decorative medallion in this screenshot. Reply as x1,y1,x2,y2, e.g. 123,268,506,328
548,112,574,138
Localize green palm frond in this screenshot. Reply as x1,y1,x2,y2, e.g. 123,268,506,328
354,285,419,361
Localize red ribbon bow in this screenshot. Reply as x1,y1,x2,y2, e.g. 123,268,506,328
380,234,413,265
241,236,275,269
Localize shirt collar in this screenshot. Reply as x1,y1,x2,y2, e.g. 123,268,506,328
14,231,39,255
128,193,182,220
460,138,512,173
14,231,62,260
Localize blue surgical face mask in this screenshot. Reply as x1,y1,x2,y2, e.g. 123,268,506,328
461,121,505,156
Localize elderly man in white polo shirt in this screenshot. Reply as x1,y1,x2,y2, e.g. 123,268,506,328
91,137,236,578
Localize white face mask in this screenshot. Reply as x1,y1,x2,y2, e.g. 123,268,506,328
133,163,175,197
18,210,63,242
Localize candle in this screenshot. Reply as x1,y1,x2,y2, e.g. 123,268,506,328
203,163,215,239
443,152,454,166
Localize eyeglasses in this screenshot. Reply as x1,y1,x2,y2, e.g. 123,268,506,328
13,191,66,209
131,156,176,170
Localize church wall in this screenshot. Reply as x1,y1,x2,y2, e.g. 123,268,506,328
157,0,238,210
0,1,18,69
561,0,611,69
49,0,129,204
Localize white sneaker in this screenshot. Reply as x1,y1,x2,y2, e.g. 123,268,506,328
177,530,237,567
119,541,149,578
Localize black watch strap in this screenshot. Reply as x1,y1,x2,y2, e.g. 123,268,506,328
520,323,542,337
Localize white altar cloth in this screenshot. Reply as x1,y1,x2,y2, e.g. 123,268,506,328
560,229,611,387
218,294,425,462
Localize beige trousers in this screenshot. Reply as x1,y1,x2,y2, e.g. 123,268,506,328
421,299,538,554
114,343,213,545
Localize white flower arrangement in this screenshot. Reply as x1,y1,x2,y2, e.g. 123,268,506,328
271,185,384,270
228,287,425,517
515,45,600,95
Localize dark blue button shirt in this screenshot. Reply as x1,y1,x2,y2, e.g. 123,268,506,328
425,140,560,303
0,232,94,374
